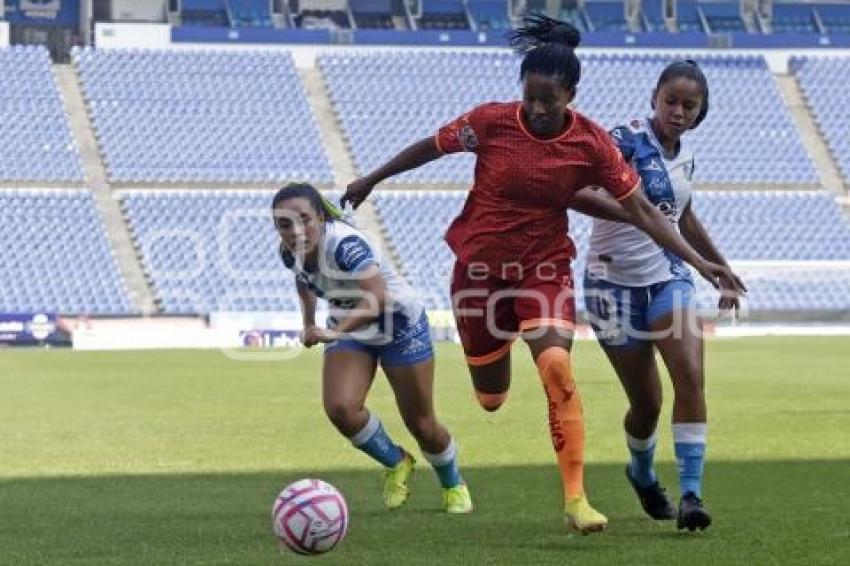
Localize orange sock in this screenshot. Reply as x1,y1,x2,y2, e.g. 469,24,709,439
536,346,585,500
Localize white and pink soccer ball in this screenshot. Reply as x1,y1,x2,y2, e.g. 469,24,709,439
272,479,349,556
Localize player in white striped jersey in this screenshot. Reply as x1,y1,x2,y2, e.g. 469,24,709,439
272,182,472,514
582,61,744,531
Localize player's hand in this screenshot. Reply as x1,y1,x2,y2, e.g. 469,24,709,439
340,176,377,210
718,269,746,313
301,326,340,347
696,260,747,294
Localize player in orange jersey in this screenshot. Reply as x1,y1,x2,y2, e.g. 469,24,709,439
341,15,744,534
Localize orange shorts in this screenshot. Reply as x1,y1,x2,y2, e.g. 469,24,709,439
451,261,576,366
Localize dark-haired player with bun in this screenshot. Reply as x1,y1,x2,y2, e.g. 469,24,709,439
342,15,743,533
583,61,744,532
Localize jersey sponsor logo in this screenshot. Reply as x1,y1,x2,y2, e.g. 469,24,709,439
335,235,374,272
646,159,663,172
458,124,479,151
611,128,623,140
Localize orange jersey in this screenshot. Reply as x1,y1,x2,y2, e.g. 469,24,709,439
435,101,639,280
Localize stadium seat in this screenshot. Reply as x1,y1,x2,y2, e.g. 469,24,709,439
119,190,344,313
0,189,134,314
585,1,630,32
417,0,471,30
792,57,850,184
320,51,818,185
372,190,850,313
771,3,818,33
72,49,333,185
700,1,746,33
0,46,84,183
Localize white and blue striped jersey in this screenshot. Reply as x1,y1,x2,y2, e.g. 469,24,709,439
587,117,696,286
280,220,423,344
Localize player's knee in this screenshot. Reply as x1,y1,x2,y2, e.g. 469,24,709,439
475,390,508,412
323,400,360,433
672,361,705,400
404,413,438,442
535,347,574,389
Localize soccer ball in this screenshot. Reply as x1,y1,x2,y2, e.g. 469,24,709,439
272,479,349,555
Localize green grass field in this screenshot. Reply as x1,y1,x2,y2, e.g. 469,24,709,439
2,337,849,565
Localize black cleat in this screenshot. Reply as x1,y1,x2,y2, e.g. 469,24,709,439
625,465,676,520
677,492,712,531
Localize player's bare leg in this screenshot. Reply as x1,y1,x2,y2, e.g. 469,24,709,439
386,358,472,513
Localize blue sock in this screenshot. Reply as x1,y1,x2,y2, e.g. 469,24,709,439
349,412,404,468
673,423,707,498
423,437,462,489
626,430,658,488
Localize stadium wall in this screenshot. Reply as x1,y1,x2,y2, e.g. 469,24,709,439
93,23,850,74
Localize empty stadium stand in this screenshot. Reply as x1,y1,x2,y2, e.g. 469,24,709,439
0,46,83,183
792,57,850,186
321,51,818,185
0,189,133,314
72,48,333,185
373,190,850,313
120,190,308,314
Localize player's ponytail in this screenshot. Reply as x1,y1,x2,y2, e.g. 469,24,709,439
272,182,343,222
508,13,582,90
654,60,710,129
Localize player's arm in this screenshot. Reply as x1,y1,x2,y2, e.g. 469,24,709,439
571,187,632,222
304,265,387,346
341,138,443,209
619,189,746,294
332,265,387,335
679,202,745,311
296,279,317,329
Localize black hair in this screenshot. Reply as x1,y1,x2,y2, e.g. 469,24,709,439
508,13,582,90
654,59,710,128
271,182,342,221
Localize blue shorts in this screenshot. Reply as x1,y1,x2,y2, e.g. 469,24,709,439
324,311,434,367
583,275,696,348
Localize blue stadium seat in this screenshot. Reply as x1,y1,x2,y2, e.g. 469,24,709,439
700,1,746,33
0,189,134,314
230,0,273,27
120,190,341,313
350,0,394,29
772,3,818,33
372,190,850,313
792,57,850,184
641,0,666,31
0,46,84,183
182,0,230,26
320,51,818,185
72,49,333,185
586,1,630,32
676,0,705,33
417,0,470,30
467,0,510,32
815,4,850,34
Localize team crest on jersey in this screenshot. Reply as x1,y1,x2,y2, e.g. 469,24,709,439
646,159,663,172
630,119,641,129
458,124,479,150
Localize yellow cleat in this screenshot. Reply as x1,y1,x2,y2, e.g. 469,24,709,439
443,483,473,514
383,452,415,509
564,494,608,534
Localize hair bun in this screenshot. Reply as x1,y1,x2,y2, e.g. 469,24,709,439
549,24,581,48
